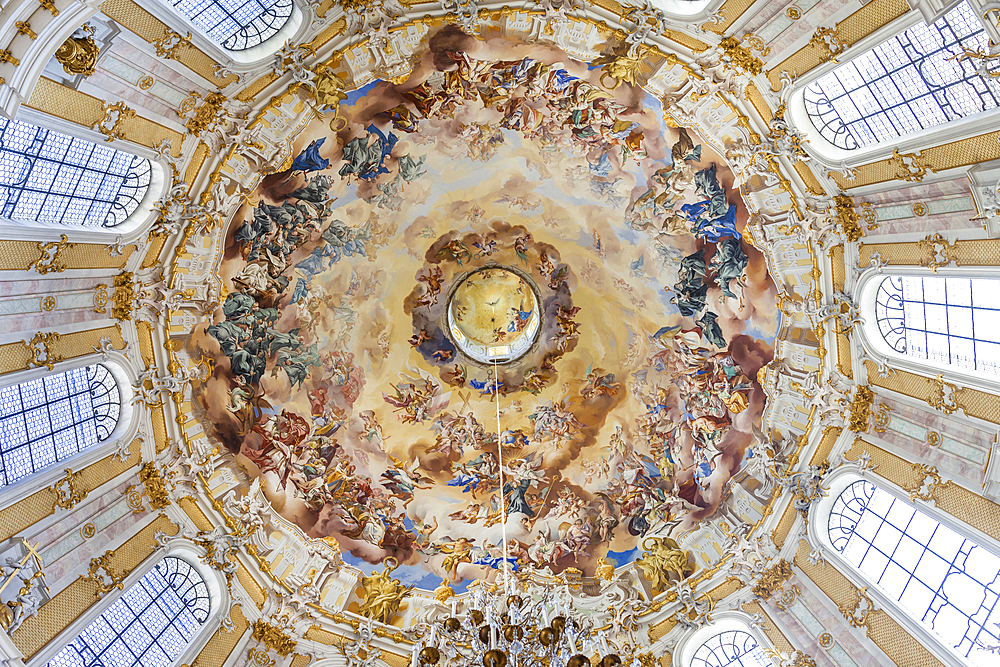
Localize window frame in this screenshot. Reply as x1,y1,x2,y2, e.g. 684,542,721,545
1,109,169,240
0,353,140,512
810,467,1000,667
31,547,225,667
672,613,776,667
855,264,1000,406
785,1,1000,168
146,0,305,66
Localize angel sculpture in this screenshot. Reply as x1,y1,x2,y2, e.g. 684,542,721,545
358,558,413,625
634,536,693,596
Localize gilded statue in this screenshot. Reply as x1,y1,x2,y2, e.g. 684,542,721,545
312,61,348,109
55,26,100,77
635,536,692,596
358,557,413,624
593,44,648,90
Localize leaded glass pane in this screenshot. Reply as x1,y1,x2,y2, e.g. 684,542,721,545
172,0,293,51
804,2,1000,149
0,364,120,487
691,630,772,667
830,480,1000,664
0,118,150,227
46,557,210,667
874,275,1000,375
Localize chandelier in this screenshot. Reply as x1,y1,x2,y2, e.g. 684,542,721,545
411,580,629,667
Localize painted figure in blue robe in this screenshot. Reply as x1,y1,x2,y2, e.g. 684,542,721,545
291,137,330,174
474,554,520,572
339,125,398,181
507,307,532,333
503,478,535,517
695,203,741,243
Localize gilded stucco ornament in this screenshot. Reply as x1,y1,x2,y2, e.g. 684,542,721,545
593,43,649,90
252,619,297,656
890,149,934,182
809,26,847,63
833,194,862,242
138,461,172,509
916,232,958,272
54,25,99,76
358,557,413,624
839,585,875,629
28,235,73,275
151,29,192,61
927,373,963,415
901,463,951,503
84,551,127,596
95,101,136,143
51,468,87,510
634,537,692,596
111,271,135,321
847,386,874,432
25,331,62,371
185,92,227,136
766,650,818,667
750,559,793,600
672,580,714,630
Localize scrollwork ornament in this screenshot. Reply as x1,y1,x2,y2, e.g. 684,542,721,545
50,468,86,510
95,101,136,143
152,30,192,60
751,559,793,600
839,585,875,629
84,551,126,596
251,619,297,656
902,463,951,503
890,149,934,182
25,331,62,371
927,373,963,415
847,385,874,432
28,235,73,275
916,232,958,272
809,26,847,63
55,25,99,76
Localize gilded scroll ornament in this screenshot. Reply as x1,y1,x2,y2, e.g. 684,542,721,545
39,0,59,16
433,578,455,603
252,619,297,656
927,373,963,415
916,232,958,272
152,30,193,61
751,559,792,600
838,585,875,629
85,551,127,596
717,36,764,76
873,403,890,432
25,331,62,371
93,284,109,314
890,149,933,182
28,234,73,275
809,26,846,63
185,92,227,136
96,101,136,143
847,386,874,433
765,649,817,667
359,557,413,624
138,461,171,509
901,463,950,503
55,26,99,76
111,271,135,320
833,194,861,242
50,468,86,510
634,536,693,596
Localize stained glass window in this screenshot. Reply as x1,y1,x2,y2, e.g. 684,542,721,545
804,2,1000,150
171,0,293,51
0,117,151,227
47,556,210,667
874,275,1000,375
830,480,1000,665
691,630,772,667
0,364,120,487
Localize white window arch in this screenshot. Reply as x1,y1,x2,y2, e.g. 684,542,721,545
873,274,1000,376
0,363,121,489
673,615,776,667
170,0,293,51
0,116,151,228
803,2,1000,151
823,477,1000,666
46,556,210,667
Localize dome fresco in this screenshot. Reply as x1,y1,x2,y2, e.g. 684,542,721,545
192,26,780,591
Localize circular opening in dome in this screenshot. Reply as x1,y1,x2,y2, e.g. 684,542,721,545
446,266,541,364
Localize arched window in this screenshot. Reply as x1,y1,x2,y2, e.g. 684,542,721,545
171,0,294,51
46,556,210,667
874,275,1000,375
0,117,151,227
829,480,1000,665
0,364,120,487
691,630,772,667
804,2,1000,150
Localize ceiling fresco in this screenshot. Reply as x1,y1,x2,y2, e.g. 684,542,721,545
191,26,780,591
